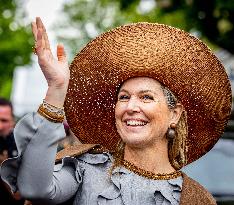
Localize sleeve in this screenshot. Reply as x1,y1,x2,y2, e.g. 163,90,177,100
0,112,82,204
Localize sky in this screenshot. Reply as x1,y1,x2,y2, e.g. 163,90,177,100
24,0,156,41
13,0,158,115
25,0,65,43
25,0,65,28
11,0,66,116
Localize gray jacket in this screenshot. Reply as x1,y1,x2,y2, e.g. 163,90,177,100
1,113,184,205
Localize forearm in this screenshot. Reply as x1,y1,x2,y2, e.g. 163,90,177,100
17,113,65,200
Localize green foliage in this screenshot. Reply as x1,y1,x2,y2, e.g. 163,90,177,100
118,0,140,10
0,0,33,98
58,0,234,56
55,0,128,59
117,0,234,53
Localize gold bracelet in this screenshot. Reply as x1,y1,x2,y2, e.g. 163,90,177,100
37,100,65,123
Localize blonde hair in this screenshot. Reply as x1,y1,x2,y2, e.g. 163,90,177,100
168,110,188,169
161,85,188,170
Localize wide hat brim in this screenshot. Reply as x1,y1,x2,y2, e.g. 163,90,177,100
65,23,232,165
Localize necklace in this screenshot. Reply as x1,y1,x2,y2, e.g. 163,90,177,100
122,160,182,180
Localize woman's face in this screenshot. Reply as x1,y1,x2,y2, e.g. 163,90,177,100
115,77,182,148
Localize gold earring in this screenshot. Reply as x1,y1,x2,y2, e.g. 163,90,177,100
166,123,176,140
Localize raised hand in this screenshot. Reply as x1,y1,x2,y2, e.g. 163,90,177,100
31,17,70,107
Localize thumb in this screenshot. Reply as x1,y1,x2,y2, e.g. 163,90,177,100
57,44,67,61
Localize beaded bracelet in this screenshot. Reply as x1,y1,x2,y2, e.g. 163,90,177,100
37,100,65,123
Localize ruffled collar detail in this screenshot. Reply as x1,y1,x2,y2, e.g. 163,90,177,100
98,165,182,204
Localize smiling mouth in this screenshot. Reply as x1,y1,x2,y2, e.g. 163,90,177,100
125,120,148,126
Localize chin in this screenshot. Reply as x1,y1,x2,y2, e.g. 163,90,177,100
122,135,150,148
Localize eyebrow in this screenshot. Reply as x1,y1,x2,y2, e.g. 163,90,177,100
119,89,158,95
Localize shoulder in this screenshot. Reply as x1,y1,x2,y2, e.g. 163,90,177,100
54,144,113,176
180,172,216,205
55,144,112,164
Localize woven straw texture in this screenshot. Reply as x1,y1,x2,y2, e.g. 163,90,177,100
65,23,232,164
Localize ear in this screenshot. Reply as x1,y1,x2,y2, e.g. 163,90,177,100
170,102,183,124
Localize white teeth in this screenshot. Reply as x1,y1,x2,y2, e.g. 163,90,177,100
126,120,147,126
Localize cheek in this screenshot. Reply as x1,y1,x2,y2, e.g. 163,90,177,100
115,102,124,119
2,122,10,128
0,123,11,133
145,104,171,125
114,104,123,134
141,104,158,118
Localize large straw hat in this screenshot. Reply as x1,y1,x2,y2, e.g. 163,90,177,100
64,23,232,164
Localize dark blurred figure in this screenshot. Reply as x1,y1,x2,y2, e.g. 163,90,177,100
0,97,24,205
0,97,17,161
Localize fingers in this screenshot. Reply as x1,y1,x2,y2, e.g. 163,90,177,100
31,22,38,55
36,17,46,49
31,22,37,41
34,17,51,54
43,31,51,50
32,17,65,64
35,27,43,55
36,17,44,31
38,17,51,50
57,44,67,62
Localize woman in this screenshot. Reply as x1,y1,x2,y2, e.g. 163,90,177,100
0,17,231,205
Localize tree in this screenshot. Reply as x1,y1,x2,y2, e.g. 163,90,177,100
55,0,128,59
117,0,234,53
0,0,33,98
58,0,234,55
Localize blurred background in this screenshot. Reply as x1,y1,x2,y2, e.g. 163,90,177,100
0,0,234,204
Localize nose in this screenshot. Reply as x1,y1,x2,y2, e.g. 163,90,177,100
126,96,141,113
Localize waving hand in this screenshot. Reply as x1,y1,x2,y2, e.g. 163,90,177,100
32,17,70,107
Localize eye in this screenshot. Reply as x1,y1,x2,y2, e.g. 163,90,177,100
141,95,154,102
118,95,130,102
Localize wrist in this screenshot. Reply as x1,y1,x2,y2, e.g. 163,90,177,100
44,86,68,107
37,99,65,123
